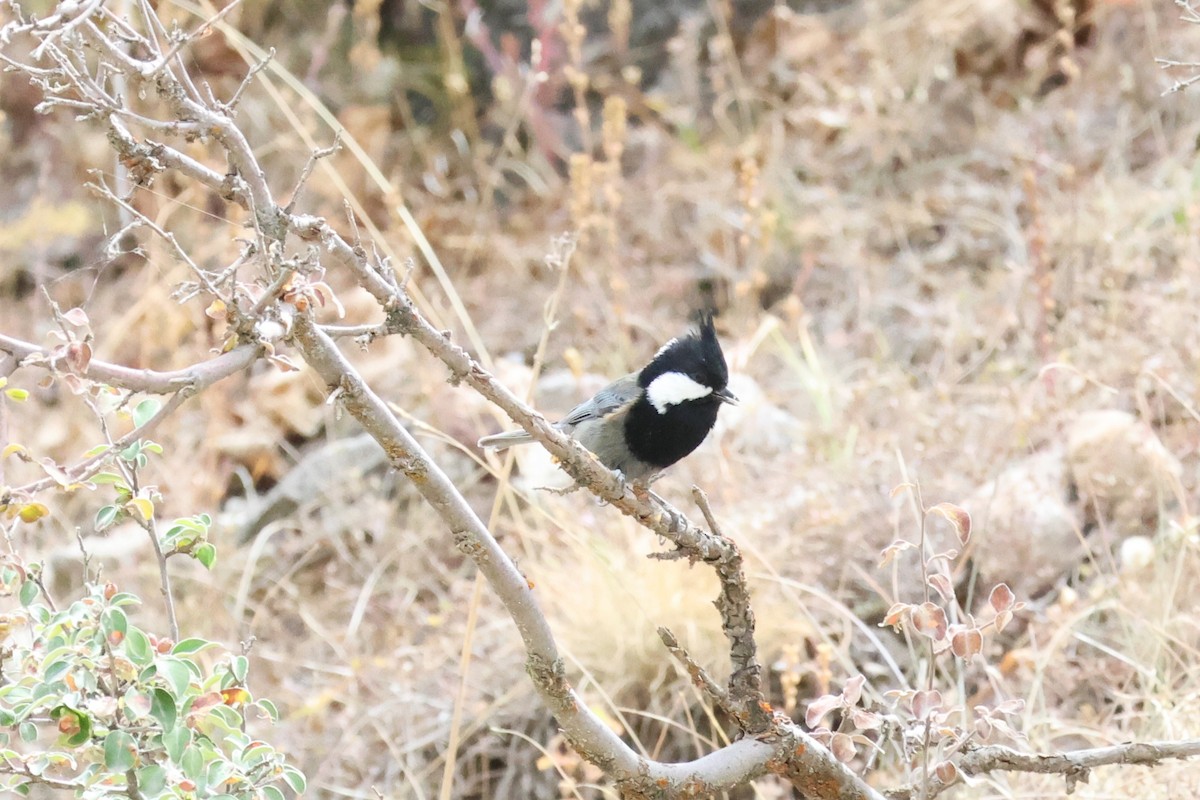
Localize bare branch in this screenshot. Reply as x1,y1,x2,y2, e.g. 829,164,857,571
658,626,734,716
693,485,765,723
960,740,1200,794
0,334,260,395
888,739,1200,799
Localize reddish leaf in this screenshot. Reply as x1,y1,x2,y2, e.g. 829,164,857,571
995,609,1014,633
830,732,857,763
912,689,943,721
989,583,1016,613
61,373,89,395
37,458,72,487
993,698,1026,716
927,572,955,603
878,539,915,568
805,693,844,728
928,502,971,546
950,627,983,659
988,717,1025,743
880,602,911,630
850,708,883,730
62,307,90,327
975,716,993,739
911,602,948,641
188,692,223,718
935,760,959,784
842,674,865,707
65,341,92,372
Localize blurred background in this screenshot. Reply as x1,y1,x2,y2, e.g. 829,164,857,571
2,0,1200,796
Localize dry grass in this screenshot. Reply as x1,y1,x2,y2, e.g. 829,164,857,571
4,0,1200,796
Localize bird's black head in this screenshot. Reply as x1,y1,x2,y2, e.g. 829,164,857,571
624,315,737,471
638,314,732,405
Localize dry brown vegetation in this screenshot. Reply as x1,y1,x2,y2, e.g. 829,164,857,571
3,0,1200,797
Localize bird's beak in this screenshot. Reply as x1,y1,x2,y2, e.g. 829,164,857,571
715,387,738,405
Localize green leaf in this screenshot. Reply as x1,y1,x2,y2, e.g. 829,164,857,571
282,765,306,794
254,698,279,722
150,688,177,731
124,627,152,667
4,388,29,401
163,725,190,764
194,543,217,570
261,786,285,800
94,505,120,531
17,722,36,743
180,745,204,782
42,659,70,685
18,580,37,607
171,638,216,656
136,764,166,795
157,657,192,699
142,441,163,455
132,398,161,428
108,592,142,607
90,472,127,486
103,729,136,771
205,760,233,792
240,742,274,766
230,656,248,684
103,607,128,636
124,688,152,720
50,705,91,747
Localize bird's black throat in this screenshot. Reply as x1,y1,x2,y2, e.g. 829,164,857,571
623,394,722,469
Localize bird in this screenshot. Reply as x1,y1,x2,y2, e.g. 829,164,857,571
478,315,737,483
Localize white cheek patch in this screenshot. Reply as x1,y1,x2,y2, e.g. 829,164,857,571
646,371,712,414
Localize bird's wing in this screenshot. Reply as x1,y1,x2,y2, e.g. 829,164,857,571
557,373,640,431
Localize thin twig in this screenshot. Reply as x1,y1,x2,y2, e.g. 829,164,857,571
658,626,734,716
284,133,342,214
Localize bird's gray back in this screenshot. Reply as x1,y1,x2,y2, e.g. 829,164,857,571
556,373,640,432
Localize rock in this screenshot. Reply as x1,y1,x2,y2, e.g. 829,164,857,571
965,450,1083,600
1065,410,1182,536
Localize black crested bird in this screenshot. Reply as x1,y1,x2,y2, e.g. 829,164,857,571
478,316,737,482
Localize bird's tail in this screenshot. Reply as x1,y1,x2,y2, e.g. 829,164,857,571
477,430,535,450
